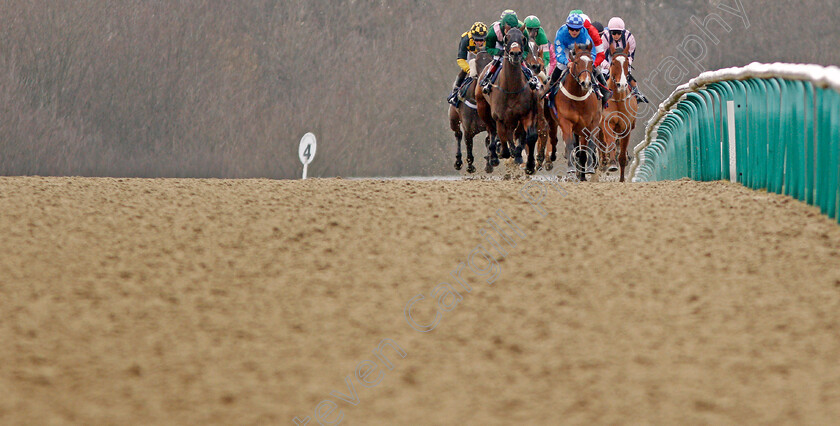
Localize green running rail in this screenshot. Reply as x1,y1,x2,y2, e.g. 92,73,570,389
631,63,840,223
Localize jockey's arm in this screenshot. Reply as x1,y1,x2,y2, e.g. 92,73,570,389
548,45,557,74
485,28,501,57
536,28,551,69
456,35,471,73
627,33,637,65
584,21,607,66
554,30,570,70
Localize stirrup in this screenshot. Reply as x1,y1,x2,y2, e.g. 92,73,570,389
632,88,649,103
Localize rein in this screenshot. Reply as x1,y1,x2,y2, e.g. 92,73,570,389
607,53,632,104
493,49,528,95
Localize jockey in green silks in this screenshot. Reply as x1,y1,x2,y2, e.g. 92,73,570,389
479,10,541,94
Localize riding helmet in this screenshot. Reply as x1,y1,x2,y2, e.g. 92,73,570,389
524,16,541,29
500,9,517,20
502,13,519,29
470,22,488,40
566,14,585,30
608,17,626,31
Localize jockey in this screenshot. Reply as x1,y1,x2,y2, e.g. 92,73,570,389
604,17,649,103
548,13,610,108
479,10,540,94
568,10,608,67
524,15,551,76
447,22,488,106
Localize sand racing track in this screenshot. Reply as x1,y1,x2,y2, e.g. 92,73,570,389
2,176,840,424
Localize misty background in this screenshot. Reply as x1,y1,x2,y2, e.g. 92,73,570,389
1,0,837,178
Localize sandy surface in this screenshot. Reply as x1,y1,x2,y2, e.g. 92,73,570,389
2,176,840,425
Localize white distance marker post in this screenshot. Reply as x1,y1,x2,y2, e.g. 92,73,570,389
299,132,317,179
726,101,737,183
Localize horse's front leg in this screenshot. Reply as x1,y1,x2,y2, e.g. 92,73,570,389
523,120,538,175
497,122,512,160
618,134,630,182
464,130,477,174
513,124,525,165
545,101,559,164
598,118,616,172
559,118,576,171
482,120,499,173
449,106,463,171
607,122,620,172
536,113,548,171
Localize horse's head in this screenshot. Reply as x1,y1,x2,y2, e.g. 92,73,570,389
569,42,594,90
526,40,543,75
609,48,630,93
504,27,525,65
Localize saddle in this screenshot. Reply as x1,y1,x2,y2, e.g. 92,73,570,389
452,76,475,108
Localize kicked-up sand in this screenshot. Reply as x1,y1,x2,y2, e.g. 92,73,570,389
1,176,840,425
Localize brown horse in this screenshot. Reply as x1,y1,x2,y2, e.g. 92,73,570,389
546,42,602,181
599,48,637,182
449,52,493,174
476,28,539,175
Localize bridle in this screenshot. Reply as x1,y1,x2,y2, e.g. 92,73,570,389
608,52,632,103
568,50,593,90
504,33,524,65
489,29,528,95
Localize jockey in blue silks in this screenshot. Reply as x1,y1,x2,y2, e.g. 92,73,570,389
548,13,610,107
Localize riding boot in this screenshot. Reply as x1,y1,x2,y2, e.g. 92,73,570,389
447,89,458,106
521,64,539,90
629,73,649,103
481,58,501,94
448,71,467,106
548,67,565,87
596,70,611,108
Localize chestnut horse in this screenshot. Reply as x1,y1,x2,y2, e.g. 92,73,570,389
600,48,637,181
449,52,493,174
476,28,539,175
546,42,601,181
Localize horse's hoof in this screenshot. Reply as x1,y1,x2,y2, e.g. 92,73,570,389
467,164,476,174
550,153,557,162
545,162,554,171
514,156,524,165
485,163,494,173
608,161,618,172
454,160,463,170
525,167,536,175
491,157,500,167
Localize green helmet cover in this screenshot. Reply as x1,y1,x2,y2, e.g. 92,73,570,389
502,13,519,29
524,16,541,29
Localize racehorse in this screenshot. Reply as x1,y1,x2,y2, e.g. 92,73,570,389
545,42,601,181
476,27,540,175
525,41,550,171
449,52,493,173
599,48,637,182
